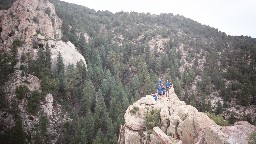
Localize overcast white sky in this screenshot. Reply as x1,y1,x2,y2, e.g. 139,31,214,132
61,0,256,38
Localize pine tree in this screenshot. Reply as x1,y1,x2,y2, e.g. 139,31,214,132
56,51,65,76
94,89,108,134
173,79,181,96
229,112,235,124
81,80,95,114
206,100,212,113
93,129,105,144
56,52,66,98
84,110,95,143
215,100,223,115
200,93,206,112
10,115,25,144
106,117,117,144
190,93,196,107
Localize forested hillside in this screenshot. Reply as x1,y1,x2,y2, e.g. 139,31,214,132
0,0,255,143
51,0,256,141
50,0,256,110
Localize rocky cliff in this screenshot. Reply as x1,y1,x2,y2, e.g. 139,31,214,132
0,0,86,143
0,0,86,68
119,87,256,144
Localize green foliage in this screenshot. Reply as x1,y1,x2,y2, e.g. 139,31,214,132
59,121,76,144
34,113,49,143
9,115,26,144
27,91,42,115
0,45,17,87
173,79,181,96
129,106,139,115
0,90,7,109
39,114,48,136
41,77,58,93
93,129,105,144
56,52,64,76
206,100,212,113
215,100,223,115
12,39,23,48
28,46,52,78
0,0,16,10
81,111,95,143
206,112,229,126
145,109,161,130
15,85,29,100
228,112,235,124
249,131,256,144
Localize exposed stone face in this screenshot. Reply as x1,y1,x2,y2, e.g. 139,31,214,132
119,87,256,144
148,35,169,53
0,0,62,44
6,71,41,96
43,93,53,117
49,40,87,69
0,0,86,68
0,0,85,143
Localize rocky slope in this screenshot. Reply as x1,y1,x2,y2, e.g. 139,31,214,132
0,0,86,143
119,87,256,144
0,0,86,67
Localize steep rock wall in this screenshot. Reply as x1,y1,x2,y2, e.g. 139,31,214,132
0,0,86,68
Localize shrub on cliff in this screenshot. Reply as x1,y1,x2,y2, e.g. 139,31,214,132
15,85,29,100
206,112,229,126
145,109,161,130
27,91,43,115
249,131,256,144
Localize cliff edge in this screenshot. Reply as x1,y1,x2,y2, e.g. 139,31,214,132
118,87,256,144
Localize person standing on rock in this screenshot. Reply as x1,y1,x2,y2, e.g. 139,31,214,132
162,84,166,96
158,77,162,85
157,84,163,97
165,80,172,97
151,92,158,101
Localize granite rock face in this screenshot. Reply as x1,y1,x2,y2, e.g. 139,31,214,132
0,0,86,68
118,87,256,144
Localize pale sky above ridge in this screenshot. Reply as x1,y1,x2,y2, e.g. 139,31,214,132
61,0,256,38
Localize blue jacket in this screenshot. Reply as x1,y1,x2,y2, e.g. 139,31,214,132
157,85,162,94
162,86,166,92
165,82,172,88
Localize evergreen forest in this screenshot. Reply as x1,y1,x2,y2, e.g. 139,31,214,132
0,0,256,143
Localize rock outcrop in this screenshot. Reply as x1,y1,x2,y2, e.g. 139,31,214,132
0,0,86,68
0,0,86,143
49,40,86,69
119,87,256,144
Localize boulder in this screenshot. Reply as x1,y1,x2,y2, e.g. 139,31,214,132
49,40,87,69
124,127,142,144
223,121,256,144
153,127,173,144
